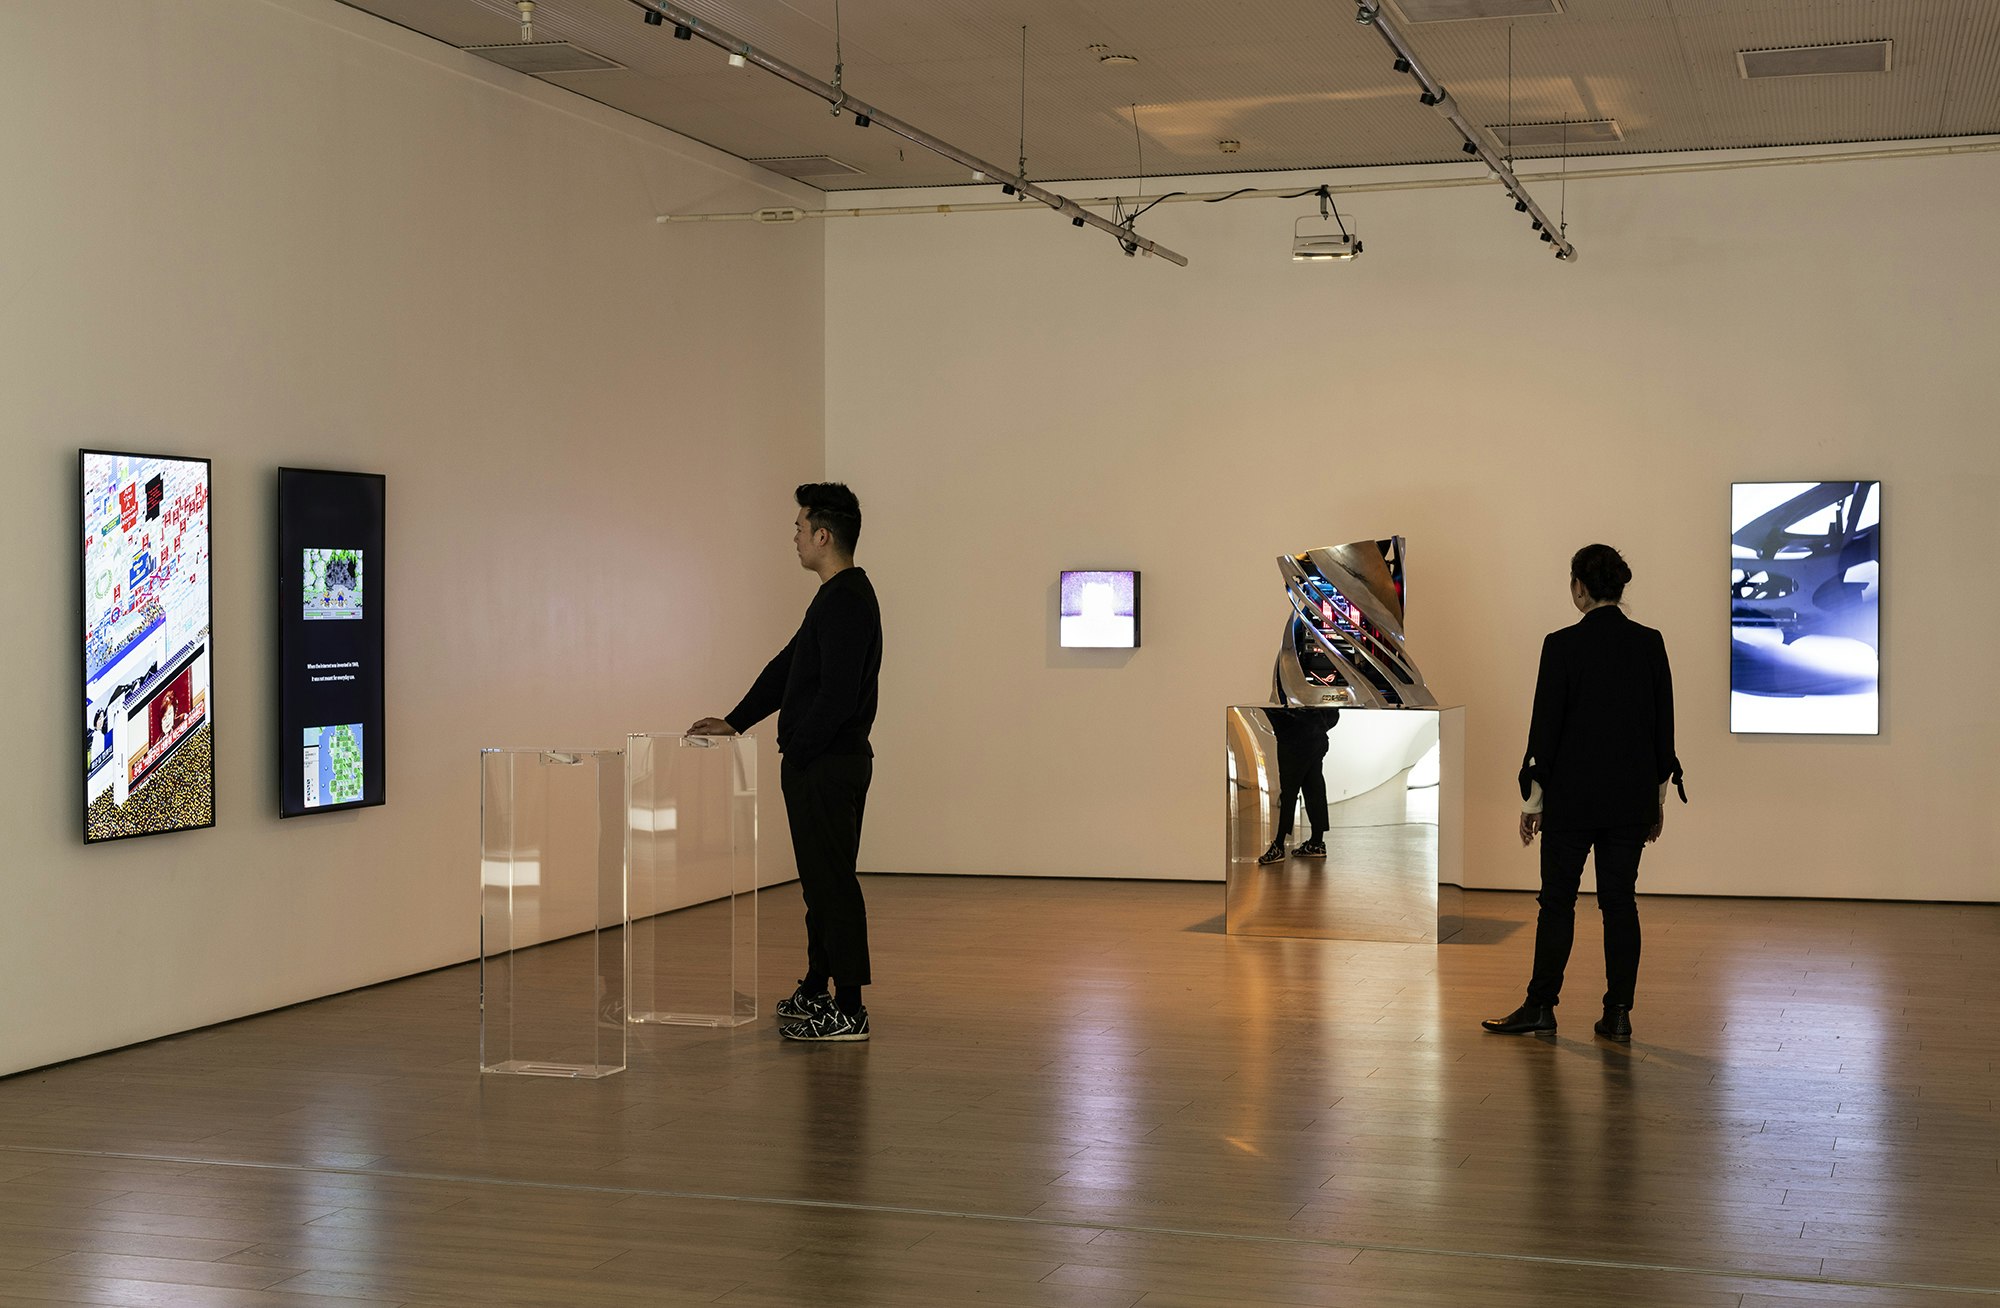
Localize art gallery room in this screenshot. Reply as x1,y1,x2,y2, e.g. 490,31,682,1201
3,0,1999,1304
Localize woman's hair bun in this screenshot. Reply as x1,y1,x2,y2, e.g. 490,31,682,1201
1570,543,1632,602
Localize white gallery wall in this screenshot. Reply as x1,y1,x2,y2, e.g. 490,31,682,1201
0,0,824,1077
827,143,2000,902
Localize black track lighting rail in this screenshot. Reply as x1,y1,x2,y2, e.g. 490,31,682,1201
627,0,1190,266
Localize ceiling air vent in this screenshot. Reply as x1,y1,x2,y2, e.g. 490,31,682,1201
752,156,868,180
1392,0,1561,21
462,42,623,76
1485,119,1622,149
1739,41,1892,79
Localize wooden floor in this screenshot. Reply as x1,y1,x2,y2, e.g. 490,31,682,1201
1,876,1997,1307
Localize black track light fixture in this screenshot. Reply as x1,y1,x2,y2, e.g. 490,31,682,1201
1392,57,1411,73
1462,142,1479,155
673,23,692,39
1419,90,1443,105
1540,231,1554,242
853,113,870,127
644,9,663,25
1001,183,1016,195
1531,219,1543,231
1072,216,1086,227
1514,200,1528,212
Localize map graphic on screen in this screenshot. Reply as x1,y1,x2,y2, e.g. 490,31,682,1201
82,450,214,841
302,724,364,808
303,548,364,620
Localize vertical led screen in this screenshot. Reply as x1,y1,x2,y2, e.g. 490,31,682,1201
1059,570,1140,648
81,450,215,842
278,468,385,816
1730,481,1880,735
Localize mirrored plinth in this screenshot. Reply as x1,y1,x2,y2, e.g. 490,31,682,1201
1225,705,1464,943
479,747,627,1078
625,733,758,1028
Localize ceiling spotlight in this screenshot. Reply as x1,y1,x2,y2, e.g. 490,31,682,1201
1393,57,1411,73
1554,249,1570,260
1072,215,1086,227
1514,199,1528,212
1001,183,1017,195
1531,219,1543,230
1462,142,1479,155
853,113,870,127
1219,139,1242,154
1419,90,1443,105
1293,191,1361,261
1541,231,1554,242
644,9,663,25
673,23,692,40
728,51,746,67
1097,52,1140,66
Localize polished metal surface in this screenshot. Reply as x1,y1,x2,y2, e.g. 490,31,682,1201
1226,704,1463,943
1273,538,1437,709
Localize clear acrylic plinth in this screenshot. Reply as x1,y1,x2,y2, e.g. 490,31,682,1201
625,733,758,1028
479,748,627,1078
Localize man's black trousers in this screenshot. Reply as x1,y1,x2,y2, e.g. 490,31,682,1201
1527,823,1648,1010
1274,742,1329,841
781,753,873,989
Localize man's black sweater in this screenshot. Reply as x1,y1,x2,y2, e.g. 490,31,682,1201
725,567,882,765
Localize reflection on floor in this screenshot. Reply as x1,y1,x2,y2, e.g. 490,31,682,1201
1229,765,1443,941
0,877,1996,1308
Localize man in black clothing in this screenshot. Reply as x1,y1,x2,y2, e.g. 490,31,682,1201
690,483,883,1043
1257,707,1340,864
1484,544,1685,1043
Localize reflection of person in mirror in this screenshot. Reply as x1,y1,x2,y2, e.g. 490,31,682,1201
690,483,883,1044
1257,707,1341,865
1484,544,1686,1044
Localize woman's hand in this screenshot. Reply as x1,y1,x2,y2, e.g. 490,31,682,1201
1648,807,1664,844
1519,811,1541,847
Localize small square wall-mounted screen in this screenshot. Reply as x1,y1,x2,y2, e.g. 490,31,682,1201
1060,570,1140,648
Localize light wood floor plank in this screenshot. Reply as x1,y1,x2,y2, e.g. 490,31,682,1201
0,878,1995,1308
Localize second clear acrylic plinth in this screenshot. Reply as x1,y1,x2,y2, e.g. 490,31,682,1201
625,733,758,1027
479,748,627,1078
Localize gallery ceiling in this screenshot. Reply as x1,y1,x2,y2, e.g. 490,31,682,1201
336,0,2000,190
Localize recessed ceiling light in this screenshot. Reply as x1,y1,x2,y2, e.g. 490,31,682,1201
1098,53,1140,66
1219,139,1242,154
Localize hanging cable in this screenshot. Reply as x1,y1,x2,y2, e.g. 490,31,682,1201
829,0,845,114
1017,26,1029,187
1130,104,1146,196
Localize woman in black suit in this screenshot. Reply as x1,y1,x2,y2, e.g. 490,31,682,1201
1484,545,1685,1042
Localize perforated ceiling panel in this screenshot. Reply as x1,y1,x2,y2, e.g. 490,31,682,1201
337,0,2000,189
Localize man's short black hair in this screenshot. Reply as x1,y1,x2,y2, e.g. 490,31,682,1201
797,482,861,556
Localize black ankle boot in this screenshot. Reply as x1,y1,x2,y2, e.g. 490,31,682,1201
1481,1003,1556,1035
1594,1005,1632,1042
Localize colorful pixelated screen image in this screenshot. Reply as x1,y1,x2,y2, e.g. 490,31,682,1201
82,450,213,841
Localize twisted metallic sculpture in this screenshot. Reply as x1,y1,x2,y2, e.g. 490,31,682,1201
1273,538,1436,709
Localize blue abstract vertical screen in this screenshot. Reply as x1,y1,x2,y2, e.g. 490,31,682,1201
1730,481,1879,735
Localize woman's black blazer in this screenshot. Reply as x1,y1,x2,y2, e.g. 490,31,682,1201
1519,606,1684,832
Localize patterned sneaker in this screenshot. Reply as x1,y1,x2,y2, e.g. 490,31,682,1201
1256,838,1287,866
774,981,830,1020
1291,839,1327,858
780,1004,870,1042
